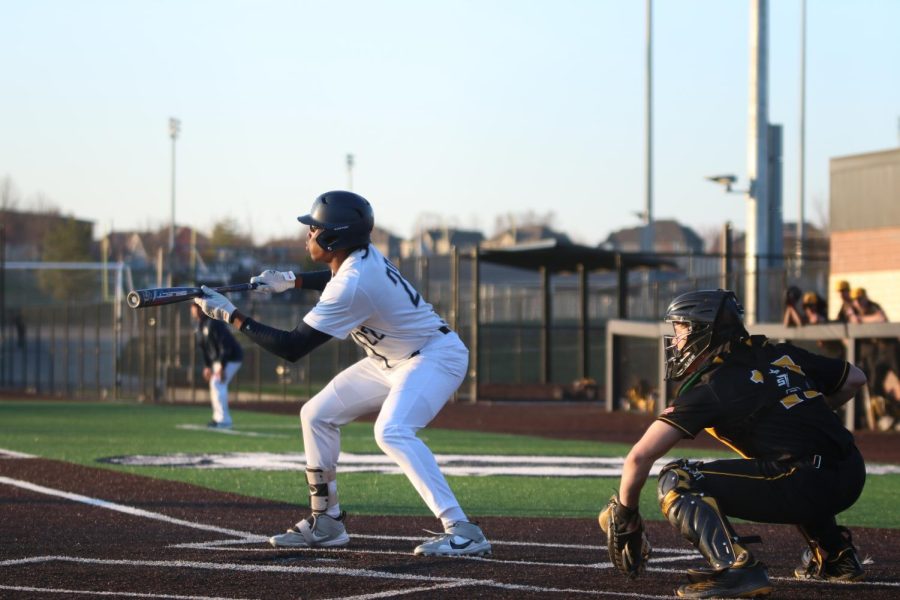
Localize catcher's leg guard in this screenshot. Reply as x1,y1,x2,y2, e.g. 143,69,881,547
306,468,337,514
657,460,752,570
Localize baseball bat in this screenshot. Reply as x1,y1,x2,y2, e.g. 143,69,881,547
127,283,259,309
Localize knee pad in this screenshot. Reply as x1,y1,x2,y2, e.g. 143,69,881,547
657,460,749,570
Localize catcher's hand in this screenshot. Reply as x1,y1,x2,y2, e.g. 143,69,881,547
598,493,651,579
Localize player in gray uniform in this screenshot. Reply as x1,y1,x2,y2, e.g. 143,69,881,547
194,190,490,556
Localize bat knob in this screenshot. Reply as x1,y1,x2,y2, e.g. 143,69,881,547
126,291,142,309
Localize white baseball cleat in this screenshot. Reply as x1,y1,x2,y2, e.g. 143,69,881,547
268,512,350,548
413,521,492,557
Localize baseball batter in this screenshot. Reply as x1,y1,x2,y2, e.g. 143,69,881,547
603,289,867,598
194,190,490,556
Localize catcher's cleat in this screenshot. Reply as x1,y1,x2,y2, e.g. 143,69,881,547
413,521,491,557
793,545,865,581
794,525,865,582
268,511,349,548
676,558,773,599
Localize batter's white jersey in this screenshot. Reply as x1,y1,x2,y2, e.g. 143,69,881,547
304,244,448,366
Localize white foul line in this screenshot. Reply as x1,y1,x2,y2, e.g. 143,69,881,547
0,556,679,599
0,476,265,542
1,475,897,595
0,584,257,600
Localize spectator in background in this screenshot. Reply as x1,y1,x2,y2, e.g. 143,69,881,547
190,302,243,429
848,288,900,429
802,291,828,325
782,285,805,327
834,280,857,323
851,288,888,323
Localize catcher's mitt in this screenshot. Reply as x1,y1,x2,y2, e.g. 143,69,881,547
598,493,651,579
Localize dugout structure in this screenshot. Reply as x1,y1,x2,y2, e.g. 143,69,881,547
476,240,673,401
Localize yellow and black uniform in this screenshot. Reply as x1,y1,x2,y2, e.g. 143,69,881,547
658,335,865,553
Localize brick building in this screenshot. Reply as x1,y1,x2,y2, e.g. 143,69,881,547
829,147,900,318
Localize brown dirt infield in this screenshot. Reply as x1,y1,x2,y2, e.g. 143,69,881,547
1,401,899,599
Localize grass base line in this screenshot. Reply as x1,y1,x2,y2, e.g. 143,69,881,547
0,447,37,459
175,424,289,438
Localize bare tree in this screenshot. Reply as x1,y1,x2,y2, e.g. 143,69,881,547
28,192,60,214
811,194,829,234
492,210,557,235
0,175,20,211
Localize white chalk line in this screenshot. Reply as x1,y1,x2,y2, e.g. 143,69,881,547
175,424,288,438
0,556,678,599
102,448,900,476
0,447,37,458
323,581,470,600
0,475,694,599
0,476,265,542
172,538,700,570
2,475,897,594
0,584,256,600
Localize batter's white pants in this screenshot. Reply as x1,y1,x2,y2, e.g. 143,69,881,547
301,332,468,518
210,361,241,426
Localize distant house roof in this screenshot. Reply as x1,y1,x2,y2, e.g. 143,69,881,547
371,226,403,259
707,221,829,257
479,239,674,274
0,210,94,261
602,219,704,253
484,224,571,248
401,227,484,257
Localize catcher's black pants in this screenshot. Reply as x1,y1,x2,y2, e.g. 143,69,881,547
690,446,865,552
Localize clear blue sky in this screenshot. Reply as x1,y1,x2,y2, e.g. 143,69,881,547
1,0,897,246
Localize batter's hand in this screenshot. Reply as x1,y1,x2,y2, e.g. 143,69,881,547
194,285,236,323
250,270,296,294
202,367,212,382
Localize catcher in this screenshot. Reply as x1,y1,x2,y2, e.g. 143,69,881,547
600,289,867,598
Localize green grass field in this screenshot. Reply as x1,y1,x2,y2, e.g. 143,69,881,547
1,400,897,528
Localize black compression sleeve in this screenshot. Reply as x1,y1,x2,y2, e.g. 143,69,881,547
238,319,332,362
300,270,332,291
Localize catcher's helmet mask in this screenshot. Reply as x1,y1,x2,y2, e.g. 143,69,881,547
298,190,374,252
664,289,747,380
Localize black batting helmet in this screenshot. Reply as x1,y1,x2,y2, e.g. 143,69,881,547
663,289,748,380
298,191,374,252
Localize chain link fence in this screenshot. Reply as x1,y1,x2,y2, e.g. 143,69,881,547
0,251,831,406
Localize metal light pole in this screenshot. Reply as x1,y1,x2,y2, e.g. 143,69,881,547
346,153,355,191
168,118,181,268
796,0,807,267
641,0,654,254
165,117,180,401
745,0,770,324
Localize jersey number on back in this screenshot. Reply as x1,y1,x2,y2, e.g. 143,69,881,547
384,259,421,307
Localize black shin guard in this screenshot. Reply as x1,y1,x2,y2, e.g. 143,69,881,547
657,461,752,570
